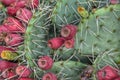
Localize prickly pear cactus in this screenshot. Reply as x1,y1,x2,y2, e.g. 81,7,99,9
76,4,120,55
51,0,109,28
0,0,120,80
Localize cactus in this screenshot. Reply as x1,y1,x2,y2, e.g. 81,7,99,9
0,0,120,80
18,8,51,67
51,0,109,28
75,4,120,55
0,2,6,24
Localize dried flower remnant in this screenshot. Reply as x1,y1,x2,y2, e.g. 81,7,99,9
15,65,31,77
97,65,119,80
61,25,77,40
42,72,57,80
38,56,53,70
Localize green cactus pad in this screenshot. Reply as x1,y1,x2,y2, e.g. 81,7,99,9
18,9,51,67
49,61,87,80
75,4,120,55
51,0,109,28
0,2,6,24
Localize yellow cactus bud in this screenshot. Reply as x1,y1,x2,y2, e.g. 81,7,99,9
1,50,18,60
77,6,89,18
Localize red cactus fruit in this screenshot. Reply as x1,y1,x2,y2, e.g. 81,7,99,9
48,37,65,49
38,56,53,70
0,60,18,71
110,0,119,4
16,8,33,23
0,76,4,80
16,65,31,77
0,25,9,42
3,17,25,33
7,7,19,16
6,0,26,16
2,69,16,79
0,46,15,53
64,38,74,48
25,0,39,9
61,25,77,40
0,0,16,6
42,72,57,80
114,77,120,80
4,33,23,47
18,77,34,80
97,65,119,80
11,0,26,8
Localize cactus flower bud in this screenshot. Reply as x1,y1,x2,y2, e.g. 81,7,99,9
77,6,89,18
16,65,31,77
61,25,77,40
16,8,33,23
42,72,57,80
38,56,53,70
1,50,18,60
48,37,65,49
97,65,119,80
0,46,15,57
64,38,74,48
4,33,23,47
3,17,25,33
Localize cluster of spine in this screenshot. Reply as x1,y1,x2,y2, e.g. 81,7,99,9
0,0,120,80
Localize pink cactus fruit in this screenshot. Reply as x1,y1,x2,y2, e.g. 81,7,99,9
97,65,119,80
64,38,74,48
11,0,26,8
0,0,16,6
7,7,19,16
4,33,23,47
7,0,26,16
25,0,39,9
0,60,18,71
18,77,34,80
61,25,77,40
0,25,9,42
114,77,120,80
3,17,25,33
38,56,53,70
16,8,33,23
42,72,57,80
0,76,4,80
48,37,65,49
2,68,16,79
110,0,119,4
15,65,31,77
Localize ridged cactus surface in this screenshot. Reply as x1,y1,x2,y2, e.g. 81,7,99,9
0,0,120,80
